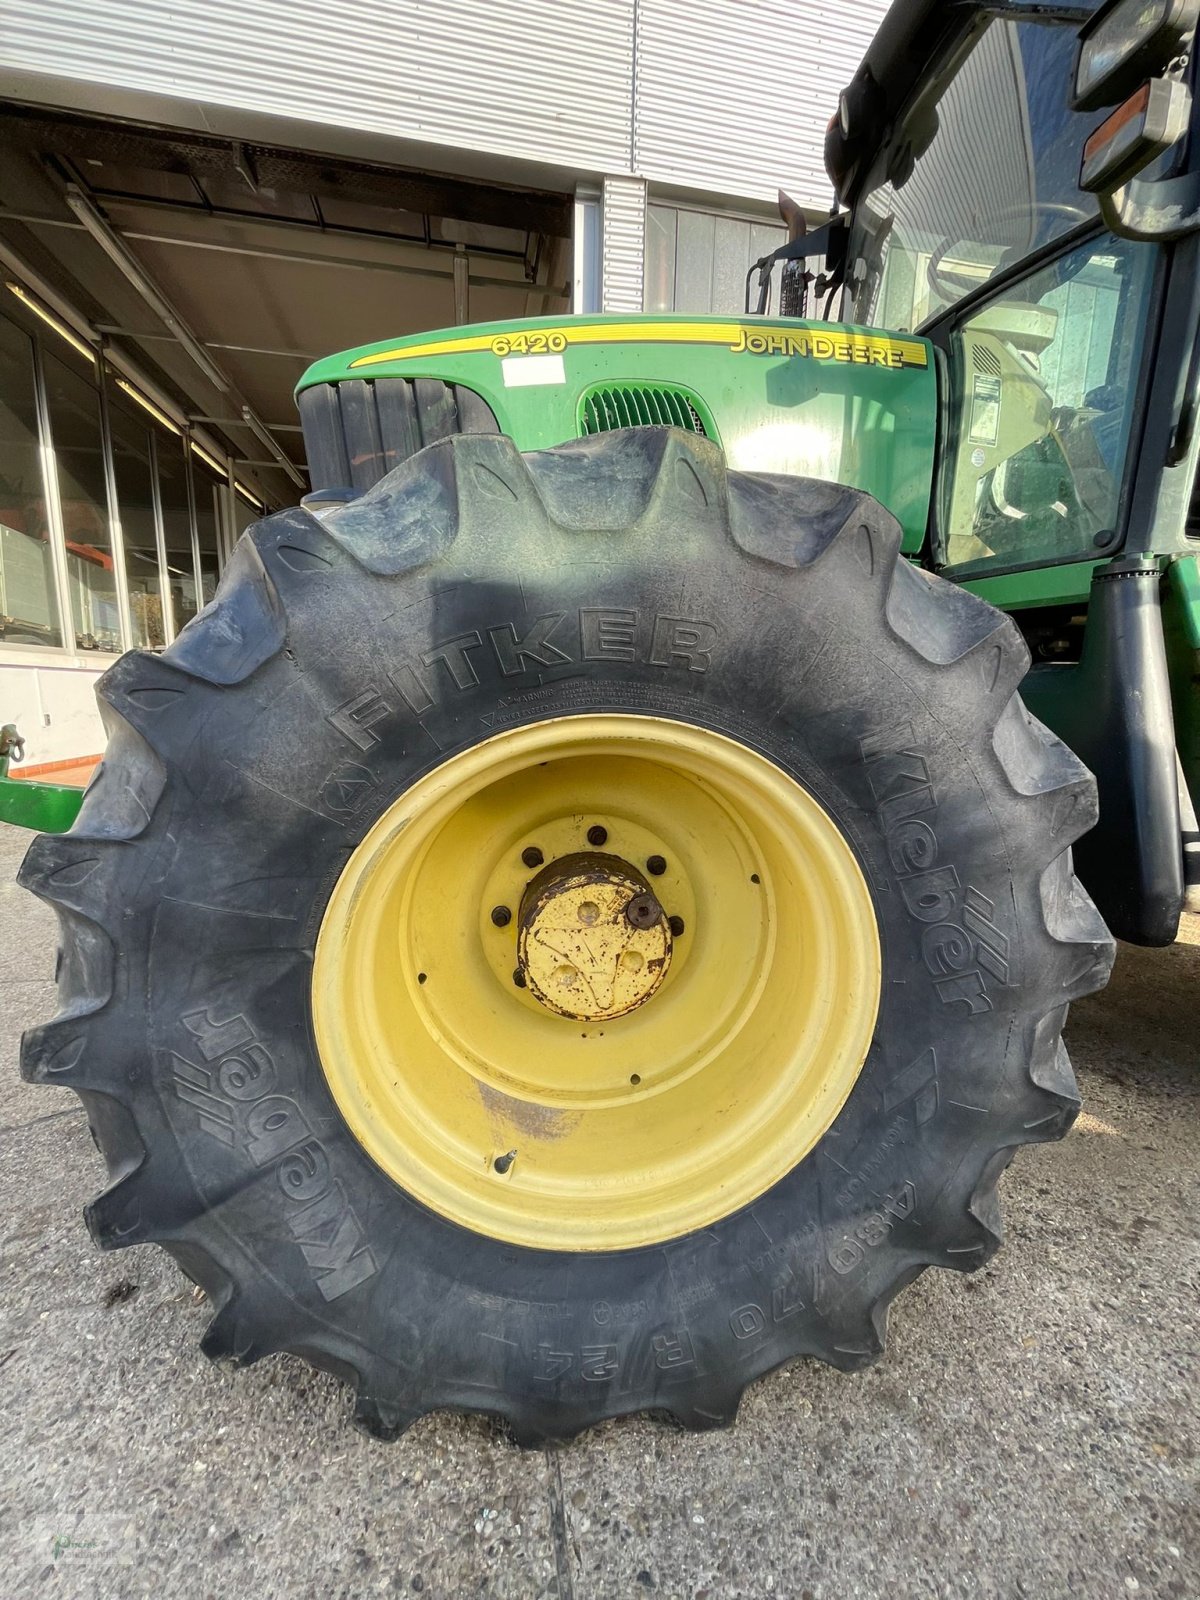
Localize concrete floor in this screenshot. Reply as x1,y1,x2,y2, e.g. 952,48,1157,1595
0,816,1196,1600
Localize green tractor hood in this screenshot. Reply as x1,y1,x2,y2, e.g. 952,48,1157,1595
296,313,938,552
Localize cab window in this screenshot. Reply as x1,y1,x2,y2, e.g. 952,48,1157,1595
939,232,1156,572
847,17,1102,332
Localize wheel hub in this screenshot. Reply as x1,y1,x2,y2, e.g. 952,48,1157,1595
517,852,671,1020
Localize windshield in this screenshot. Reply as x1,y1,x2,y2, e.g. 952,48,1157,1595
845,17,1103,332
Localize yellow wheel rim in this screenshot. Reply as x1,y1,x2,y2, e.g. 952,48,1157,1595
311,715,881,1251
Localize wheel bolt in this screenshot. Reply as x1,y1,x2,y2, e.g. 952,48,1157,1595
587,825,608,847
491,905,512,927
669,914,685,937
522,846,544,869
646,855,666,876
625,892,661,929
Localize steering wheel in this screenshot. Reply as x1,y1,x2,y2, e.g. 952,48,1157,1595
925,202,1092,305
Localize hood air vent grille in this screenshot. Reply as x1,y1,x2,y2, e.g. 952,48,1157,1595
578,383,713,438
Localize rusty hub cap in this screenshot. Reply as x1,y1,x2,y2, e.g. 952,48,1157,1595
517,852,671,1020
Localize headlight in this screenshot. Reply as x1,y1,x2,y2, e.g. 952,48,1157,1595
1073,0,1199,111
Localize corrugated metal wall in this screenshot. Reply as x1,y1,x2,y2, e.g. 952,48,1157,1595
634,0,887,206
601,177,647,312
0,0,886,209
0,0,636,175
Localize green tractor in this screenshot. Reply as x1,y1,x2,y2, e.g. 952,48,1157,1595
9,0,1198,1443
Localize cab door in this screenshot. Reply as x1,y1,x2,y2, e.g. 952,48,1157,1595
929,232,1159,598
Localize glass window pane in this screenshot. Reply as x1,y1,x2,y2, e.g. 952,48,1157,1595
943,233,1156,571
108,389,166,650
156,437,197,634
0,315,62,648
644,205,677,313
712,216,752,316
643,206,783,316
674,209,715,313
193,466,222,613
848,19,1103,330
749,222,784,266
43,349,120,654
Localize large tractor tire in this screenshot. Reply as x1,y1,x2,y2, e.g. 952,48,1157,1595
19,428,1113,1443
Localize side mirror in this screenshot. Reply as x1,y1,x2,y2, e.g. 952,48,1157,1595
1073,0,1197,214
1080,78,1192,193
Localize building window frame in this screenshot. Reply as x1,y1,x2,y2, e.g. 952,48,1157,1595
572,183,603,314
27,332,81,659
95,346,134,656
0,281,239,666
644,192,789,317
146,428,175,644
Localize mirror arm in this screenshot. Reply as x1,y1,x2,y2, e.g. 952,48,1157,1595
1100,168,1200,240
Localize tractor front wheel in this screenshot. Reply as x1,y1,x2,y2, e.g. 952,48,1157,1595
20,428,1112,1442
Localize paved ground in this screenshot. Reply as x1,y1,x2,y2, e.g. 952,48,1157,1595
0,817,1196,1600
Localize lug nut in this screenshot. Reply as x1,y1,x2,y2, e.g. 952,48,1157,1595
669,914,686,937
587,825,608,847
646,855,666,876
491,905,512,927
522,846,544,869
625,892,661,929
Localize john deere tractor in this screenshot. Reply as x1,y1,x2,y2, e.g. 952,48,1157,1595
10,0,1199,1442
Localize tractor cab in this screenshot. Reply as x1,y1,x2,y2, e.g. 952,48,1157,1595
801,0,1200,945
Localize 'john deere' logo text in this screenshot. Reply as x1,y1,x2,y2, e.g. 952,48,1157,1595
731,327,926,369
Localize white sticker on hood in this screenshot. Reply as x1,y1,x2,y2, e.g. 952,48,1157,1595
501,354,566,387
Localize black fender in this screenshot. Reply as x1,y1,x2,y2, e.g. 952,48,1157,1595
1022,556,1184,947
